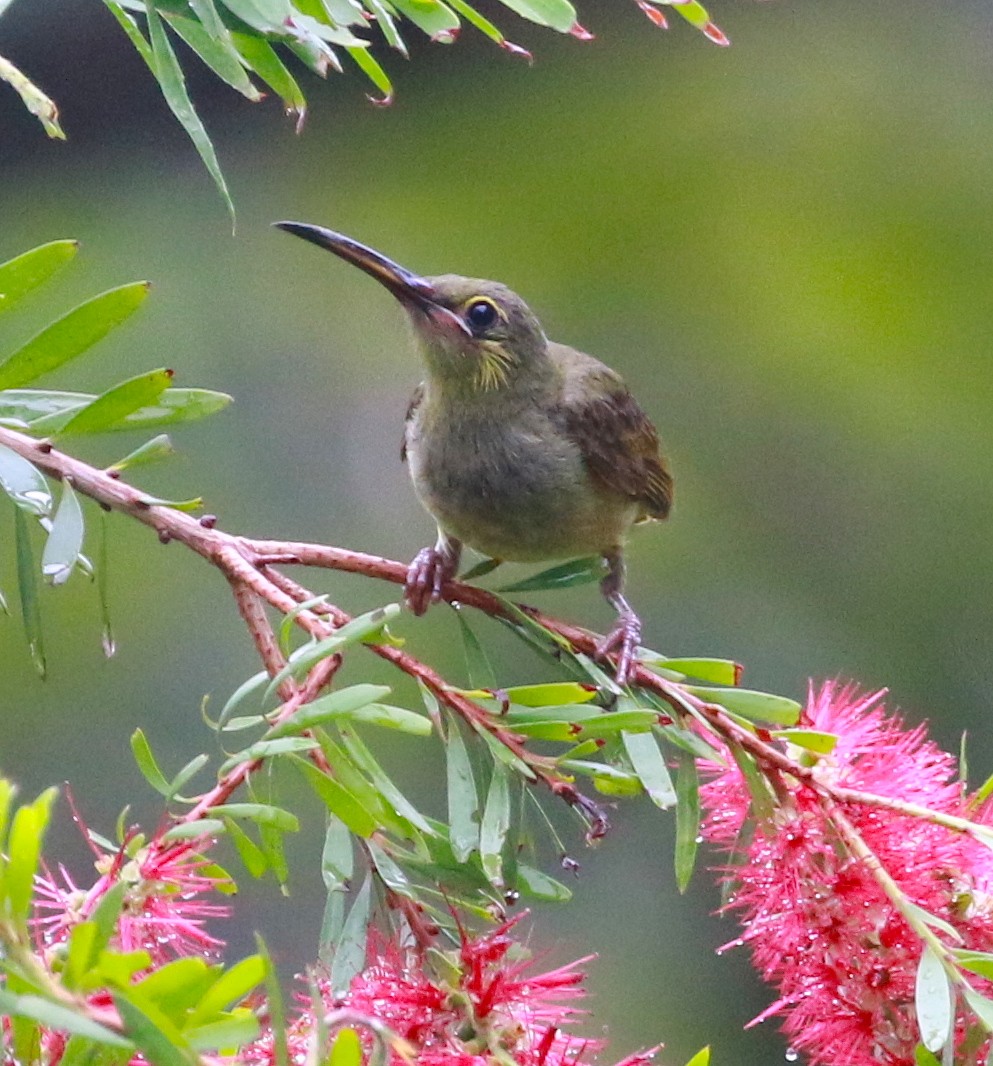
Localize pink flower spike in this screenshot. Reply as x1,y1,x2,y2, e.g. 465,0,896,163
700,681,993,1066
244,916,656,1066
34,826,230,967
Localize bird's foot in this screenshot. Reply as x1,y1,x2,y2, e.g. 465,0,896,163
405,543,460,616
595,610,642,687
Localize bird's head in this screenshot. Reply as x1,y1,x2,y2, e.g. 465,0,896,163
275,222,548,393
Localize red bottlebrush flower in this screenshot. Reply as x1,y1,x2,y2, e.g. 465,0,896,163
700,681,993,1066
245,916,658,1066
34,832,229,967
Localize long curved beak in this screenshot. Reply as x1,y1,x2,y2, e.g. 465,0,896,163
274,221,440,311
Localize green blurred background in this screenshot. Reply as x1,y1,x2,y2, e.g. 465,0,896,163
3,0,993,1061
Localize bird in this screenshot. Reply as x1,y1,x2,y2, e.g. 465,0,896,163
275,222,673,685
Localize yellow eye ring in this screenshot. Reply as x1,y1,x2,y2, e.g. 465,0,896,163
464,297,500,333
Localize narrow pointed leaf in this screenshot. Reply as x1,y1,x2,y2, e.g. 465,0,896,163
329,874,372,996
225,818,268,878
0,991,131,1048
658,657,742,686
494,0,576,30
131,729,172,795
0,281,150,390
14,508,45,676
915,945,953,1052
622,729,676,808
41,479,84,585
674,749,700,892
266,684,391,737
772,728,838,755
163,14,262,100
52,369,174,437
389,0,460,38
0,240,78,317
517,864,572,901
97,509,115,657
446,719,479,862
459,556,501,581
107,434,175,474
499,555,603,592
291,757,380,837
230,33,306,122
686,686,802,727
113,993,192,1066
145,6,235,224
479,764,510,887
456,611,496,689
255,936,289,1066
218,0,292,33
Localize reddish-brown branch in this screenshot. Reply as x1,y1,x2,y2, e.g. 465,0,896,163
0,423,982,845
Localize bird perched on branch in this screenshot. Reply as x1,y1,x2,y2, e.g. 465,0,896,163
275,222,673,685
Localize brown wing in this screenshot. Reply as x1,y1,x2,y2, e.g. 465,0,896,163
558,365,673,521
400,383,425,463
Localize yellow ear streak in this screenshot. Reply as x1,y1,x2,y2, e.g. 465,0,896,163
475,342,516,391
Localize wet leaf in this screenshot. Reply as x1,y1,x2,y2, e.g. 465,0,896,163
0,444,52,516
915,945,953,1052
41,479,84,585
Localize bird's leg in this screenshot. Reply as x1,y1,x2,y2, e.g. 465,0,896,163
595,549,642,686
405,531,462,616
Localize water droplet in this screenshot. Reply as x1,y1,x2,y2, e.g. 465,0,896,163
785,1050,798,1062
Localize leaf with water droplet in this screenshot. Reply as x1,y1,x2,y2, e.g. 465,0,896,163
915,944,953,1053
0,444,52,517
41,479,84,585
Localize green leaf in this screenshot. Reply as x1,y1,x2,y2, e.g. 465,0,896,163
622,730,676,808
388,0,460,39
41,479,84,585
263,604,400,700
255,935,289,1066
210,803,299,831
905,901,965,945
113,992,193,1066
0,443,52,516
473,682,599,707
162,13,263,100
446,719,479,863
494,0,576,30
0,991,131,1048
224,817,268,878
728,742,775,822
674,749,700,892
330,874,372,996
686,686,802,726
321,814,354,891
6,787,56,920
166,752,210,800
97,509,115,657
108,434,175,473
772,728,838,755
188,955,267,1024
963,988,993,1033
14,508,45,676
161,819,226,841
913,1045,942,1066
683,1049,710,1066
498,555,603,592
131,728,172,795
517,863,572,902
330,1027,363,1066
479,764,510,888
186,1014,260,1052
145,6,235,225
0,240,78,317
266,684,391,737
0,281,150,390
230,32,306,124
48,369,175,437
291,757,380,837
217,736,320,774
345,46,393,103
659,657,742,686
218,0,293,33
952,949,993,981
456,610,496,689
459,556,501,581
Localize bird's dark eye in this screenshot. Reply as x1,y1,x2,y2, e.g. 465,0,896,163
465,298,499,333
